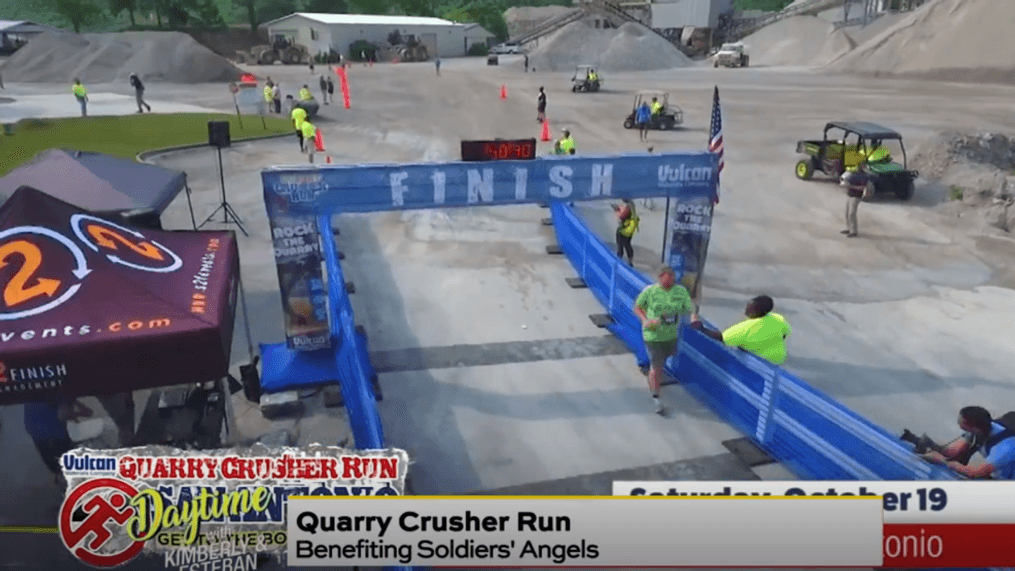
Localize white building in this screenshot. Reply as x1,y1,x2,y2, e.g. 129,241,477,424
649,0,734,29
263,13,496,58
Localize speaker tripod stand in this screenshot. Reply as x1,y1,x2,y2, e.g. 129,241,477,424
200,145,248,236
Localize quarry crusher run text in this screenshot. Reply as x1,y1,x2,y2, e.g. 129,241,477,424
112,454,398,481
296,511,572,537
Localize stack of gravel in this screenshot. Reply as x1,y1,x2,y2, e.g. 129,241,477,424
0,31,243,83
526,19,691,72
738,15,855,68
827,0,1015,85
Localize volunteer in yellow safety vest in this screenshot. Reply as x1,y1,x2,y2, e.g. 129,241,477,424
847,141,892,172
555,129,575,155
650,97,663,116
299,85,314,101
263,81,274,107
291,103,308,151
587,70,598,82
301,120,318,163
615,199,640,265
72,78,88,117
865,141,892,163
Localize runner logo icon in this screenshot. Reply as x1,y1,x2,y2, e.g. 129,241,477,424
59,478,147,567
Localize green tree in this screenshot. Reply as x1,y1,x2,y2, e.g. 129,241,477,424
51,0,105,32
301,0,348,12
108,0,138,25
345,0,389,15
257,0,298,24
233,0,259,29
442,1,507,42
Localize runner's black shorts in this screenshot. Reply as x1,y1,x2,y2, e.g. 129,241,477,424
645,338,678,371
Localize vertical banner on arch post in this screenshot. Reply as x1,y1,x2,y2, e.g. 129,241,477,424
665,196,713,301
666,85,722,302
264,177,331,351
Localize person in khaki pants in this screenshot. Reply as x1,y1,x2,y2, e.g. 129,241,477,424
840,170,870,238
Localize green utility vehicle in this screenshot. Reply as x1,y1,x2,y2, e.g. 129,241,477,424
795,121,919,200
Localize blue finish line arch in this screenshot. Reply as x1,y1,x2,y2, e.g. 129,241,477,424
264,151,718,215
258,151,719,454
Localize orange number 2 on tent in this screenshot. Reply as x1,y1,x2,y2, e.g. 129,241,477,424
87,225,164,261
0,240,62,308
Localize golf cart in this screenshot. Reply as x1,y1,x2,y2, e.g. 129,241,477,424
795,121,919,200
571,65,601,92
623,90,683,130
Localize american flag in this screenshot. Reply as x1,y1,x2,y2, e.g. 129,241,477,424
709,86,724,203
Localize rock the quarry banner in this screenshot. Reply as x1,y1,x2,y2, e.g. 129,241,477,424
58,446,408,569
268,213,331,352
665,196,714,300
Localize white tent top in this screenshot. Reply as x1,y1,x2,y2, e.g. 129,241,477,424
265,13,463,28
0,20,64,33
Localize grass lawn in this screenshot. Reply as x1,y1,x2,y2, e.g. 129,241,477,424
1,113,293,176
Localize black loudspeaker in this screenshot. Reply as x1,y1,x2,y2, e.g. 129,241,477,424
208,120,231,148
119,209,162,230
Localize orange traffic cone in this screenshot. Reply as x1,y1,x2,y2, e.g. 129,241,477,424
500,84,507,100
540,119,552,142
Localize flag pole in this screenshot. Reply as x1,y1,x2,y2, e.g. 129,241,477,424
660,192,670,264
694,85,722,308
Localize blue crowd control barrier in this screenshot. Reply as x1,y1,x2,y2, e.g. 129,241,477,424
318,219,419,571
551,204,651,369
550,202,958,482
318,214,386,451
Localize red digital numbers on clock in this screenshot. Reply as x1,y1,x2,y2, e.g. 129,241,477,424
461,139,537,162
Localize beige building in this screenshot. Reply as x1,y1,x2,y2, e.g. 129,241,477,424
263,13,496,58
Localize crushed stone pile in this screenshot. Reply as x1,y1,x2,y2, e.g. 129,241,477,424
827,0,1015,85
739,15,855,67
504,5,577,38
911,132,1015,232
527,19,691,72
0,31,244,83
842,11,908,46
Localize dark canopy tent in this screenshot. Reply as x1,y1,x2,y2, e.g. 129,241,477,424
0,149,191,228
0,187,239,406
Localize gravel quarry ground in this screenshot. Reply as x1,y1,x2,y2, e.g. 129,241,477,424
1,49,1014,568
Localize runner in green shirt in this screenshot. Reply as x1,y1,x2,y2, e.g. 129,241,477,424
634,265,695,415
691,295,791,365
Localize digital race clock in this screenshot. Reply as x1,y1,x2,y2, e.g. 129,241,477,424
460,139,538,162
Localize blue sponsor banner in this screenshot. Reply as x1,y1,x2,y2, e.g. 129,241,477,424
261,152,718,216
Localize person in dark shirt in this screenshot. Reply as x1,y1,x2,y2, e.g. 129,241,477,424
840,170,869,237
129,73,151,113
23,397,90,484
537,87,546,123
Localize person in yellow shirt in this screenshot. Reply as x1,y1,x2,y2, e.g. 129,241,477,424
865,140,892,163
72,78,88,117
301,119,318,163
650,97,663,117
299,84,314,101
263,80,274,111
614,199,639,265
555,128,574,155
291,101,308,151
691,295,791,365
